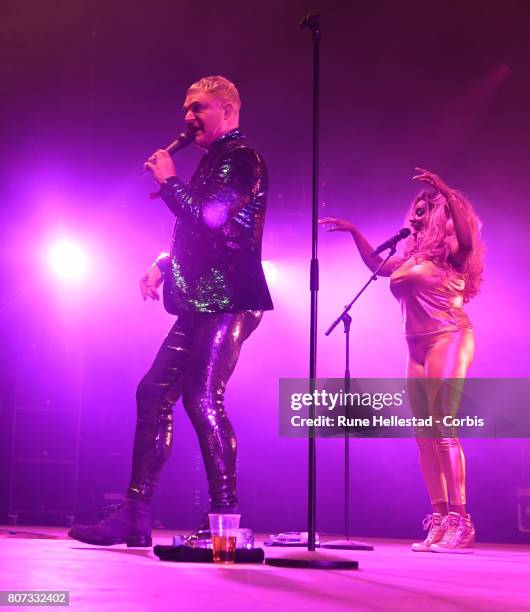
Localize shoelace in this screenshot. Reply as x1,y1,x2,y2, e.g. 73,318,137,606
440,514,460,543
97,503,124,522
422,514,440,531
459,516,472,537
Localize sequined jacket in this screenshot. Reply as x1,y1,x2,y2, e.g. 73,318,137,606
157,129,274,314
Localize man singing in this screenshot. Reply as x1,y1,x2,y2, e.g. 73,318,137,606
69,76,273,546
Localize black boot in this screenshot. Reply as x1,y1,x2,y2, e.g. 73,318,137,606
68,499,152,547
183,514,211,547
183,508,239,547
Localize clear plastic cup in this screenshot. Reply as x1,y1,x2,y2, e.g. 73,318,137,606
208,513,241,564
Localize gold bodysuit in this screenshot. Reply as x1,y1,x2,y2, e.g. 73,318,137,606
389,257,472,338
389,255,473,506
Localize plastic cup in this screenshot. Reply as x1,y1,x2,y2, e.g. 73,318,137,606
208,513,240,564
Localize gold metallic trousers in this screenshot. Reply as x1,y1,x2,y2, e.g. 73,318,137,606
127,310,262,510
406,328,475,506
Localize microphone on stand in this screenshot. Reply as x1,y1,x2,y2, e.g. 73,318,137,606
371,228,411,257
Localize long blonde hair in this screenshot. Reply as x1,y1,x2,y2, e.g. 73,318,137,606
402,190,485,301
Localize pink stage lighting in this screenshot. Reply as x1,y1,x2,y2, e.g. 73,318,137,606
47,239,90,282
262,260,278,285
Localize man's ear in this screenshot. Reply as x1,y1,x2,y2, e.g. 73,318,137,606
224,102,234,119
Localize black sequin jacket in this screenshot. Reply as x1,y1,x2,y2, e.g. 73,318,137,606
157,129,274,314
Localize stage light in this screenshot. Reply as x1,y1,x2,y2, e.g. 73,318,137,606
47,239,90,282
262,260,278,285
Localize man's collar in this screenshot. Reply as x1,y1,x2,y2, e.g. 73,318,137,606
209,128,242,150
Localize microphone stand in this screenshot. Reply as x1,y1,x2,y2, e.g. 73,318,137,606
321,246,397,551
266,14,358,570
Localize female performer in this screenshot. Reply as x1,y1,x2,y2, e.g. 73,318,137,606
320,168,484,553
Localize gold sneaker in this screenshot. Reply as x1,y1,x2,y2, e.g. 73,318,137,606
411,513,444,552
431,512,475,554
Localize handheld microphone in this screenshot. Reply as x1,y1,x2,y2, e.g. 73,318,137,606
165,127,196,155
371,228,411,257
141,127,195,178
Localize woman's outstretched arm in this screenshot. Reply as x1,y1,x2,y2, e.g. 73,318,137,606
319,217,402,277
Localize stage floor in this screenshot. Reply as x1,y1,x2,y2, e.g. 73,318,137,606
2,527,530,611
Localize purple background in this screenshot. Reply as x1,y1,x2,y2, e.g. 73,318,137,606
1,1,530,541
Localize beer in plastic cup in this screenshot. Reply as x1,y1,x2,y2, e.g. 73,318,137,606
208,513,240,564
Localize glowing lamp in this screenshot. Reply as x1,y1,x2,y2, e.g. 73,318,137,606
262,260,278,285
47,240,90,282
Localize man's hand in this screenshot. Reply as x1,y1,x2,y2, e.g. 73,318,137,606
140,264,163,301
144,149,177,185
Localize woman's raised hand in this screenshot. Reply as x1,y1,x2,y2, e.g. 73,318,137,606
412,167,451,194
319,217,356,233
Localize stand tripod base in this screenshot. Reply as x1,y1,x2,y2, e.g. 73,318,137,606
266,557,358,570
322,539,374,551
264,542,320,548
265,548,359,570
